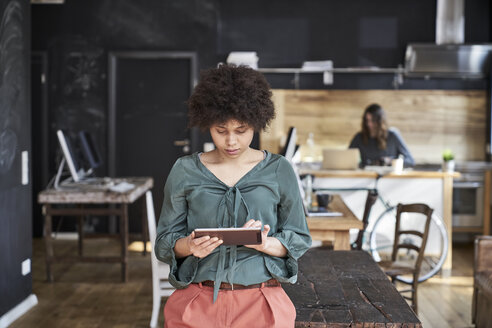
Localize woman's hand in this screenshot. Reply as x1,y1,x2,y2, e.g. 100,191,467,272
174,232,223,259
242,219,270,251
243,219,287,257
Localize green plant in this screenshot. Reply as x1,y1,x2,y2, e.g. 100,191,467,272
442,149,454,162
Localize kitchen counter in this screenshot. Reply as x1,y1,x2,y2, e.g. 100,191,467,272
300,168,460,179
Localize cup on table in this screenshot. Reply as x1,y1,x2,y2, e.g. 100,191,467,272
316,193,333,208
391,158,403,173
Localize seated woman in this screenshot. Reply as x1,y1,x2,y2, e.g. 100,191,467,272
349,103,415,167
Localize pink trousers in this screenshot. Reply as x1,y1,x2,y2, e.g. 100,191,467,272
163,283,296,328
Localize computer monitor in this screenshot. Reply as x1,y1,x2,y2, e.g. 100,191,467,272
78,130,102,171
57,129,85,182
280,127,298,162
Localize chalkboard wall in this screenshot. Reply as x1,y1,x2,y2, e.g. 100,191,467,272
30,0,491,233
33,0,219,184
0,0,31,318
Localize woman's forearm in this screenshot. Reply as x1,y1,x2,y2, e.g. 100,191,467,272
259,237,287,258
177,236,287,258
174,237,192,258
174,234,223,259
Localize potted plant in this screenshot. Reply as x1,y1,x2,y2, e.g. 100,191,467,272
442,149,455,172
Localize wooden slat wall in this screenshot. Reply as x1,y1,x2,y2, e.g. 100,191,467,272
261,89,487,163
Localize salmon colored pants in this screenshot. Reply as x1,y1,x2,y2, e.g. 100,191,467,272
163,282,296,328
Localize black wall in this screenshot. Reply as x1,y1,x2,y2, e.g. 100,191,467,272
0,0,32,318
219,0,489,90
32,0,492,92
31,0,491,160
32,0,219,182
30,0,491,232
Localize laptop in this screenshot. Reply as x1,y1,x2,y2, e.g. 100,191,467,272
322,148,360,170
304,203,343,217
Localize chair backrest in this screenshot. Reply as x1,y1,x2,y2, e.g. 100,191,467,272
146,191,171,279
146,192,174,328
474,235,492,274
146,191,158,246
391,203,433,278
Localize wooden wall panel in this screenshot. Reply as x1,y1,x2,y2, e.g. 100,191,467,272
261,90,487,163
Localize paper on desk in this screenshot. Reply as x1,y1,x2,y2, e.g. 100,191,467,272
109,182,135,193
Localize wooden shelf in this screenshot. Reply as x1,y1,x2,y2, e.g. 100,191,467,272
258,67,404,74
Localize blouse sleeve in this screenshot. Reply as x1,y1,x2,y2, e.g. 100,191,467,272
392,129,415,167
154,158,198,288
266,157,312,282
348,133,360,149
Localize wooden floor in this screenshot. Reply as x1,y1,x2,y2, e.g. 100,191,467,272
10,238,475,328
417,242,475,328
10,237,164,328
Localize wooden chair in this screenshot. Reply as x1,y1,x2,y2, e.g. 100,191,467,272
351,189,378,250
377,203,433,313
145,191,175,328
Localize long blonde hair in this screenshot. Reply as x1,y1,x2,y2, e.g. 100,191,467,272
361,103,388,150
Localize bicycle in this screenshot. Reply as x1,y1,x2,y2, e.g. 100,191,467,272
312,174,449,284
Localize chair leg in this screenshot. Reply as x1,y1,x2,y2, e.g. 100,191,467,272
412,280,418,314
150,293,161,328
472,287,477,324
141,196,149,256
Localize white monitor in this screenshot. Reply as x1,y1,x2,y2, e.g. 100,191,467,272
56,129,85,182
78,130,102,172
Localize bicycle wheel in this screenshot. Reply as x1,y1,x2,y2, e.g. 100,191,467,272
369,206,448,283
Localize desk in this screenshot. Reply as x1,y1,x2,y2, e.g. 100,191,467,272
307,195,363,250
301,168,458,274
283,248,422,327
38,177,153,282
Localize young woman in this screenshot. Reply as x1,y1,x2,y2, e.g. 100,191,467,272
154,64,312,327
349,103,415,167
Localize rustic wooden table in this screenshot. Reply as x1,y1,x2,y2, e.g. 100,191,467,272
38,177,153,282
307,195,363,250
283,248,422,327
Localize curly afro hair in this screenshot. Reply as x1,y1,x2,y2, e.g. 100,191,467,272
187,64,275,132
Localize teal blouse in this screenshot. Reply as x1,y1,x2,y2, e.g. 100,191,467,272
154,151,312,302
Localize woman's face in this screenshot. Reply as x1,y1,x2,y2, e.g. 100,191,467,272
364,112,377,137
209,120,254,158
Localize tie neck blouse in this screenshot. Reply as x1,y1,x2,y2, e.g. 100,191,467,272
154,151,312,302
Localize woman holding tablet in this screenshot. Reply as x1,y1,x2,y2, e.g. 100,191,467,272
155,64,311,327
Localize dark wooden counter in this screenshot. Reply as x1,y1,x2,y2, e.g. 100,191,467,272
283,248,421,327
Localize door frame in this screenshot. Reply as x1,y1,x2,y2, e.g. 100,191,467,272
107,51,198,177
31,51,49,237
